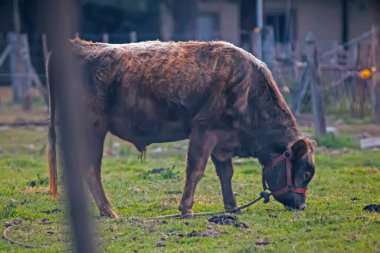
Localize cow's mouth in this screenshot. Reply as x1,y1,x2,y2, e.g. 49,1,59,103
273,192,306,210
284,202,306,210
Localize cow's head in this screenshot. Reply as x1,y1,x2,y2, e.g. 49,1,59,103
262,138,315,210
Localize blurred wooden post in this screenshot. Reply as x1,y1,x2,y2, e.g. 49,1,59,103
305,32,326,136
10,0,25,104
0,45,11,67
262,26,275,69
291,62,310,115
13,0,21,34
7,32,32,109
102,33,109,43
19,34,32,111
251,28,262,59
7,33,21,102
42,33,48,61
252,0,263,59
370,26,380,123
129,31,137,43
42,0,95,252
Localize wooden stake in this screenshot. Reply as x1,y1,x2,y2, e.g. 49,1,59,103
305,32,326,136
370,26,380,123
102,33,109,43
0,45,11,67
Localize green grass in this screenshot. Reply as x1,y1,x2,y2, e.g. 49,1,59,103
315,133,360,149
0,128,379,252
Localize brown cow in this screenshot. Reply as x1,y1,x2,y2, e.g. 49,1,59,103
48,39,316,218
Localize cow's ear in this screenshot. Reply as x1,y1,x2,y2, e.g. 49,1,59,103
290,139,309,158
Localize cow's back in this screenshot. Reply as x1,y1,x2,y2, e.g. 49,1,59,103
72,39,256,149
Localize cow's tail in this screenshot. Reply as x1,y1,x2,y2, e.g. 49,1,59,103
46,51,58,199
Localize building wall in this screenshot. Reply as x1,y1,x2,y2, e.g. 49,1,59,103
198,2,240,45
265,0,380,53
265,0,342,52
348,0,380,38
159,1,240,45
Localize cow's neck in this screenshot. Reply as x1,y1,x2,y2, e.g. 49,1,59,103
247,85,300,165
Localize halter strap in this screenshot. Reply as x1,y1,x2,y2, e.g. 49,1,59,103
261,152,307,196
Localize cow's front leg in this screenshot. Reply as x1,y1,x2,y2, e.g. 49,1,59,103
179,130,217,217
211,156,239,212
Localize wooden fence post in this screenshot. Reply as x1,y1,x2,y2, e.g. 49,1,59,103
102,33,109,43
129,31,137,43
251,28,262,59
7,32,32,109
305,32,326,136
262,26,275,69
42,0,95,251
7,33,21,102
370,26,380,123
291,62,310,115
20,34,32,111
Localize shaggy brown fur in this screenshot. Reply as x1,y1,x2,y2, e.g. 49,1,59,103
48,39,315,217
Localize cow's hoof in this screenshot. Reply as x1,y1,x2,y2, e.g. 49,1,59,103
100,212,119,219
181,210,194,219
100,209,119,219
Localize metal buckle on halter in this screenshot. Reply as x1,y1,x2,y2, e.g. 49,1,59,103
283,150,292,160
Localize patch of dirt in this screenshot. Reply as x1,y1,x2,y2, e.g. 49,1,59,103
164,190,182,195
256,237,270,246
21,199,31,205
363,204,380,212
41,208,62,214
41,218,50,224
208,215,249,228
186,228,220,238
4,222,12,228
154,240,166,247
3,219,22,228
150,168,166,174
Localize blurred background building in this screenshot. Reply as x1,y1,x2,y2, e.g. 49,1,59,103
0,0,380,80
1,0,379,77
0,0,379,123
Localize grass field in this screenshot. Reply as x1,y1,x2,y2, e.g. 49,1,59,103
0,126,379,253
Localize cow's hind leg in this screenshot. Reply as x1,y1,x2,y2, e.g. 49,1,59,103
211,156,240,212
85,120,118,218
179,129,217,217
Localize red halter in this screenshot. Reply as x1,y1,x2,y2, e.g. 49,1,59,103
261,152,307,196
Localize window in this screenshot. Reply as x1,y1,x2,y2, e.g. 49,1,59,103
197,13,219,41
265,11,295,43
